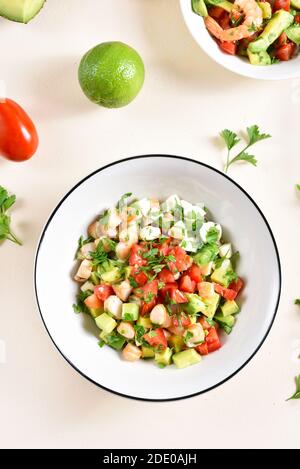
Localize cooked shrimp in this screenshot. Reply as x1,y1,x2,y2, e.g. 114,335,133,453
205,0,263,42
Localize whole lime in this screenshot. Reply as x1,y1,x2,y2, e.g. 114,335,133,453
78,41,145,108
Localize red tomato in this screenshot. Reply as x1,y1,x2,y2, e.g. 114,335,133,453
273,0,290,11
0,98,39,162
157,242,170,257
179,275,196,293
171,289,188,304
158,268,175,284
186,264,202,283
130,266,148,286
196,343,209,356
206,327,222,353
295,14,300,24
168,247,192,273
84,294,103,310
143,328,167,350
140,298,157,317
229,278,244,294
218,41,237,55
94,284,113,301
171,313,191,328
134,280,158,300
276,32,288,47
275,43,297,61
129,244,147,267
213,283,237,301
219,12,231,30
208,6,225,20
198,316,212,331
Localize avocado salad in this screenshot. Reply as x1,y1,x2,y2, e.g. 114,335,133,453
73,194,244,369
192,0,300,65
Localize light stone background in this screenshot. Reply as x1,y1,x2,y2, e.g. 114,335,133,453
0,0,300,449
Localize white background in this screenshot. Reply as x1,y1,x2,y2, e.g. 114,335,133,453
0,0,299,449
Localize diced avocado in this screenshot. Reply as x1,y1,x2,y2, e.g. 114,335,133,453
155,347,173,367
89,307,104,319
258,2,272,20
221,300,240,317
95,313,117,334
100,266,122,284
211,260,234,287
191,0,208,17
168,335,185,353
286,25,300,45
90,271,100,285
247,50,272,66
214,313,235,328
137,316,152,329
122,303,139,322
184,293,206,315
213,1,233,13
291,0,300,8
142,346,155,359
202,293,220,319
193,243,218,266
248,10,294,53
173,349,202,369
0,0,45,23
124,266,132,279
105,333,126,351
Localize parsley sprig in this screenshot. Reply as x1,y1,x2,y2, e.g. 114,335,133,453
287,375,300,401
0,186,22,246
220,125,271,173
295,299,300,306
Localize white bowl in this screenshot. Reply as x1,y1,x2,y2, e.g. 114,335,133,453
34,155,281,401
180,0,300,80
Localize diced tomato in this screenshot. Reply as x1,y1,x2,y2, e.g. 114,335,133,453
134,280,159,300
219,12,231,30
130,266,148,286
179,274,196,293
158,268,175,284
275,42,297,61
129,244,147,267
276,32,288,48
229,278,244,294
208,6,225,20
143,328,167,350
159,282,177,299
140,298,157,317
171,313,191,328
218,41,237,55
94,284,113,302
157,242,170,257
171,289,188,304
198,316,212,331
84,294,103,310
168,246,192,273
273,0,290,12
196,343,209,356
206,327,222,353
213,283,237,301
295,14,300,24
186,264,202,283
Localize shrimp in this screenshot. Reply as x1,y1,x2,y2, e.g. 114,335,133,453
204,0,263,42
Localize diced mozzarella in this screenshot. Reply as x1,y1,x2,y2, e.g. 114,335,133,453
161,194,181,212
219,243,232,259
119,223,139,245
168,221,186,240
74,260,92,282
136,198,151,217
106,207,122,229
200,222,222,243
104,295,123,319
139,226,161,241
112,280,133,302
180,237,200,253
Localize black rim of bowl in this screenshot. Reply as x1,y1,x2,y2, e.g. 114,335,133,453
34,155,282,402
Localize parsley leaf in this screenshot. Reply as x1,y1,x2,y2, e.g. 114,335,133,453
287,375,300,401
0,186,22,246
220,125,271,173
295,299,300,306
117,192,132,211
90,241,109,266
296,184,300,192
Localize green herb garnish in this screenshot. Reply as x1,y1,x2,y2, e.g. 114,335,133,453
287,376,300,401
295,299,300,306
0,186,22,246
220,125,271,173
90,241,109,266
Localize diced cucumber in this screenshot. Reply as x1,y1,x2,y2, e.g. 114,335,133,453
286,25,300,45
95,313,117,334
89,307,104,319
184,293,206,315
122,303,139,321
173,349,202,369
137,316,152,329
168,335,185,353
105,333,126,351
202,293,220,319
101,267,122,284
155,347,173,367
211,260,234,288
221,300,240,317
214,313,235,330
